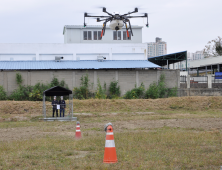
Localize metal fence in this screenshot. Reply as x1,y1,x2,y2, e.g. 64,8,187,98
212,76,222,83
190,76,208,83
180,76,186,83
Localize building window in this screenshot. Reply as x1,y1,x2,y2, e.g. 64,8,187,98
83,31,92,40
123,31,131,40
113,31,121,40
88,31,92,40
93,31,102,40
83,31,87,40
93,31,97,40
98,31,102,40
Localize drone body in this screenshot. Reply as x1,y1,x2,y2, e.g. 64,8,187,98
109,20,124,30
84,7,148,39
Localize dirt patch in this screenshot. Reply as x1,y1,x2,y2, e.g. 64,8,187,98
0,126,45,142
81,118,222,132
0,117,221,142
74,113,93,116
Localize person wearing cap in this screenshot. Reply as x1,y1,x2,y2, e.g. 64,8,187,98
51,96,58,117
59,96,66,117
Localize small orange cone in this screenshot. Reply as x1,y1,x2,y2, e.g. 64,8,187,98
75,121,81,139
103,123,118,163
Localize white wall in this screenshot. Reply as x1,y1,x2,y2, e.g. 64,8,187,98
0,43,147,61
64,25,142,44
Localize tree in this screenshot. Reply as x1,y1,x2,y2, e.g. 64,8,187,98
203,36,222,57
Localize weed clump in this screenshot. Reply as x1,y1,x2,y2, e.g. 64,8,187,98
0,85,7,100
145,74,177,99
108,81,120,98
124,83,145,99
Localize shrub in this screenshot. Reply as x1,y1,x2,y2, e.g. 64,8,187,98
29,83,50,101
50,77,68,89
95,78,106,99
0,85,7,100
9,85,32,101
73,74,91,99
167,87,178,97
158,74,167,98
145,82,159,99
109,81,120,98
124,83,145,99
145,74,178,99
9,74,70,101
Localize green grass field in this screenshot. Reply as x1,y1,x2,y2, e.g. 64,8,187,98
0,97,221,169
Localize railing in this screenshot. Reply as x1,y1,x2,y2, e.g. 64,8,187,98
190,76,208,83
212,76,222,83
180,76,186,83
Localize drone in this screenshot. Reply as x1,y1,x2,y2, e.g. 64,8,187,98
84,7,149,39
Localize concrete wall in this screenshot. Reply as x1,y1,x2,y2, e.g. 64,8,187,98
0,69,180,95
177,88,222,97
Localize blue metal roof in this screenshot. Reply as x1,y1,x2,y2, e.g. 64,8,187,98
0,60,160,70
148,51,187,66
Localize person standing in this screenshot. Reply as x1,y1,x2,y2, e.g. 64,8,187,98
52,96,58,117
59,96,66,117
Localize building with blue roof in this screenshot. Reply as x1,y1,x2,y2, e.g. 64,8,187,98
0,25,180,95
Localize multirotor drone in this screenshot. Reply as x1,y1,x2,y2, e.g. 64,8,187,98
84,7,149,39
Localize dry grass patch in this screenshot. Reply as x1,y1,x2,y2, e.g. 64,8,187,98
0,97,222,122
0,128,221,169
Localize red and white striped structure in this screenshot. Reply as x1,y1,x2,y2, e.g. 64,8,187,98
103,123,118,163
75,121,81,139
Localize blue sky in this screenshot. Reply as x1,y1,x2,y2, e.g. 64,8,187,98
0,0,221,53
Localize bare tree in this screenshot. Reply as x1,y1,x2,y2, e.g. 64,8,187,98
203,36,222,57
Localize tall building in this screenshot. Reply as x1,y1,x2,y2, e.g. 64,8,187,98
147,37,167,57
187,51,204,61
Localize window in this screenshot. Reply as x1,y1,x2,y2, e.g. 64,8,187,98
113,31,121,40
83,31,92,40
123,31,131,40
94,31,97,40
83,31,87,40
98,31,102,40
88,31,92,40
93,31,102,40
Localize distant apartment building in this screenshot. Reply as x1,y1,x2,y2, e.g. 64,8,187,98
187,51,204,61
147,37,167,57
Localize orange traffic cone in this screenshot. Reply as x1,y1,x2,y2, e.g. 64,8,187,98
75,121,81,139
103,123,118,163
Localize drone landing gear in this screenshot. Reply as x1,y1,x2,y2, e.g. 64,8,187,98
126,30,130,39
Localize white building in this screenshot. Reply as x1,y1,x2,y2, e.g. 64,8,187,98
146,37,167,57
0,25,147,61
63,25,142,44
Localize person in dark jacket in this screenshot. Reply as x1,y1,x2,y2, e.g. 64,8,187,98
59,96,66,117
51,96,58,117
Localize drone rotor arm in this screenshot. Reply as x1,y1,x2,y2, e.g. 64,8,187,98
126,15,147,18
104,11,113,16
96,18,109,22
122,8,138,16
86,15,110,18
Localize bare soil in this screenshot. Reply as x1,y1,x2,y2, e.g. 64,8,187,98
0,117,221,142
